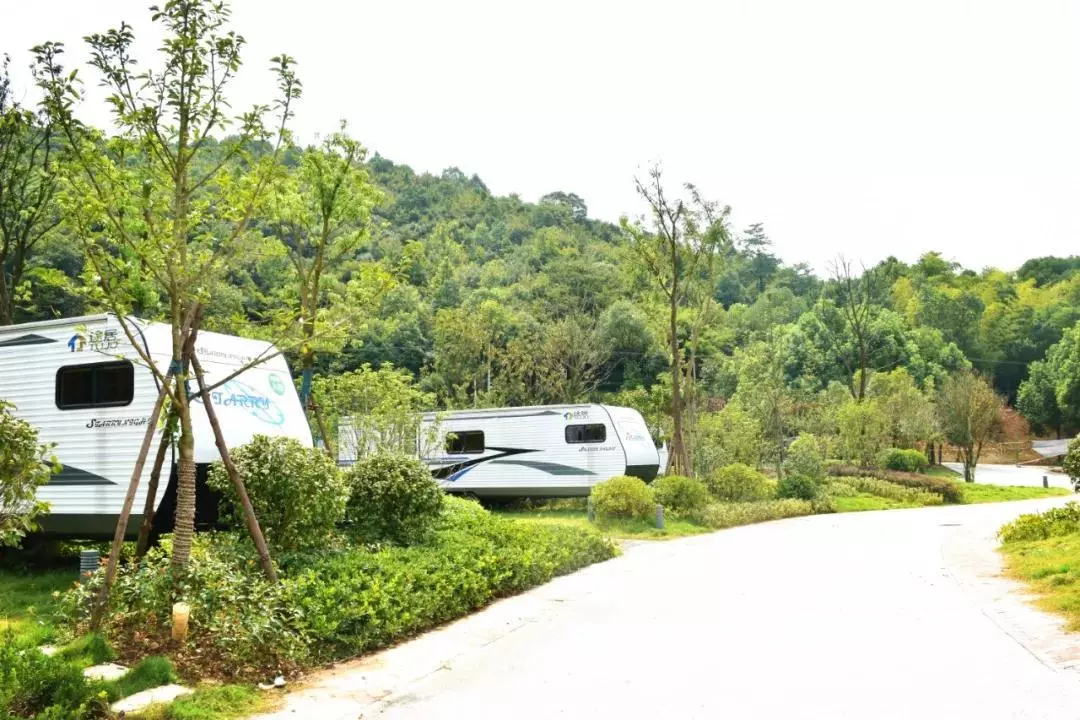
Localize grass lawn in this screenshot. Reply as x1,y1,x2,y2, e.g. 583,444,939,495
1001,533,1080,631
129,684,280,720
0,569,74,646
955,482,1071,504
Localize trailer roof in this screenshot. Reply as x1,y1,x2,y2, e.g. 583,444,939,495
0,313,121,334
420,403,601,419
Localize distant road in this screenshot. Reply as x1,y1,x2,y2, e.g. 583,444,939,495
1033,439,1070,458
944,462,1072,489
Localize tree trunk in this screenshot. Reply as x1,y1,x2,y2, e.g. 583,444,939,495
668,291,689,475
311,394,334,460
136,411,176,559
170,308,201,572
191,351,277,582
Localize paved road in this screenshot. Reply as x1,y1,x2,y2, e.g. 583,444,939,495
1033,439,1071,458
354,500,1080,720
945,462,1074,489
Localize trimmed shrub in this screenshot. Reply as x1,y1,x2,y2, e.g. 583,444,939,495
824,476,943,505
590,475,655,520
344,453,445,545
208,435,348,552
691,499,816,530
651,475,709,515
0,634,110,719
707,463,774,502
880,448,929,474
827,464,963,503
779,434,824,500
999,503,1080,544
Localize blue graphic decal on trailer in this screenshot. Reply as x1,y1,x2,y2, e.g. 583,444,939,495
432,447,538,481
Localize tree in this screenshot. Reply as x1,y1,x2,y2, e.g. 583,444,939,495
835,398,889,467
266,125,387,451
621,166,729,474
1064,436,1080,491
827,257,877,401
868,368,937,449
1017,322,1080,437
937,372,1004,482
34,0,299,572
0,55,59,325
0,401,56,547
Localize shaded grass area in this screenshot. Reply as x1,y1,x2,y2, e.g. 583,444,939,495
0,569,74,646
1001,533,1080,631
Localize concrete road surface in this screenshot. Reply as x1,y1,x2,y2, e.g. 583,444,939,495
265,497,1080,720
944,462,1073,489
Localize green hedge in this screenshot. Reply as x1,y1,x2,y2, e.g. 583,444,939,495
287,497,615,660
879,448,930,474
0,634,110,719
827,464,962,503
61,498,615,678
690,499,819,530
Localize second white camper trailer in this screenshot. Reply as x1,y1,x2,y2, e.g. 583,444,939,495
339,404,660,496
0,314,311,537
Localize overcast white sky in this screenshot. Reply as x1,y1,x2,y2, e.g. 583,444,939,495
2,0,1078,272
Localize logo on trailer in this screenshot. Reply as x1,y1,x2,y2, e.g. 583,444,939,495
67,333,86,352
563,409,589,421
268,373,286,396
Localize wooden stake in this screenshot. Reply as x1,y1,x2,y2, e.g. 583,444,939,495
135,410,177,558
190,350,277,583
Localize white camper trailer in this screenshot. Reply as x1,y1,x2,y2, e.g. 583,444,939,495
0,314,311,537
339,404,660,497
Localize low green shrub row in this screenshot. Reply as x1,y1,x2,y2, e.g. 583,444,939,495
879,448,930,474
999,503,1080,544
825,476,943,506
289,497,615,660
62,498,616,679
827,464,962,503
591,475,655,520
690,499,822,530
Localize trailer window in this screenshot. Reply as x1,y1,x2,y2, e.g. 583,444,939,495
446,430,484,454
565,423,606,444
56,361,134,410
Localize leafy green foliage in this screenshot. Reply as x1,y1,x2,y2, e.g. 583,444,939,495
999,503,1080,544
283,497,615,660
0,635,110,719
692,404,764,478
879,448,930,474
835,398,890,467
208,435,348,552
706,463,774,502
160,684,266,720
690,499,817,529
779,434,825,500
60,535,310,679
343,454,444,545
1066,437,1080,489
0,401,56,547
590,475,655,520
651,475,709,515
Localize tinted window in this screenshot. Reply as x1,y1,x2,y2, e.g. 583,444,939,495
446,430,484,454
56,361,134,410
565,423,606,444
